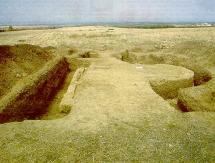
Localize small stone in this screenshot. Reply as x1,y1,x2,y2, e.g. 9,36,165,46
16,73,21,78
169,144,173,148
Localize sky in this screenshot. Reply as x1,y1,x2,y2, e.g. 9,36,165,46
0,0,215,25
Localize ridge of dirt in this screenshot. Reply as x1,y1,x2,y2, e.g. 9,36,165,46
0,44,53,98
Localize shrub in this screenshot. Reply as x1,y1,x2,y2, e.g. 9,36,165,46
8,25,14,31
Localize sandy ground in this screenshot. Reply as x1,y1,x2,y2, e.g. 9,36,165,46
0,26,214,162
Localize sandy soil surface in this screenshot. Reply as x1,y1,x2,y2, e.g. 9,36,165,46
0,26,214,162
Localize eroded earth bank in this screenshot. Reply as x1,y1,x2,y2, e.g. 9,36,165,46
0,27,214,162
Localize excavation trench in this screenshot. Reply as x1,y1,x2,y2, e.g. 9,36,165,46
41,58,90,120
0,56,70,123
0,44,91,123
0,56,91,123
119,51,214,112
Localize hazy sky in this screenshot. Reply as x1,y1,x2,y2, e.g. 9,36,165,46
0,0,214,25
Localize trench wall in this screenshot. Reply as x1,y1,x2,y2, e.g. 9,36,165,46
0,56,69,123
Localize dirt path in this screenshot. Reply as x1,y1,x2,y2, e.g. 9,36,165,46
64,57,193,131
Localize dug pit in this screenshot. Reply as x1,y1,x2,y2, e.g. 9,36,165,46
119,50,214,112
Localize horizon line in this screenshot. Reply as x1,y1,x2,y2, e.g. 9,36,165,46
0,21,215,27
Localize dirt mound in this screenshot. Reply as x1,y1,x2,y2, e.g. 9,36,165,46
119,50,212,86
148,64,194,99
178,79,215,112
0,44,53,98
121,50,137,63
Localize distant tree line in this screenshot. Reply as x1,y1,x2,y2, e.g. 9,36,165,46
8,25,14,31
0,25,15,32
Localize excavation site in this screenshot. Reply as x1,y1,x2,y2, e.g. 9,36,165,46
0,26,214,162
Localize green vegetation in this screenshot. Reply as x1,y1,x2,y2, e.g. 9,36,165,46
8,25,14,31
79,50,99,58
112,23,215,29
116,24,176,29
